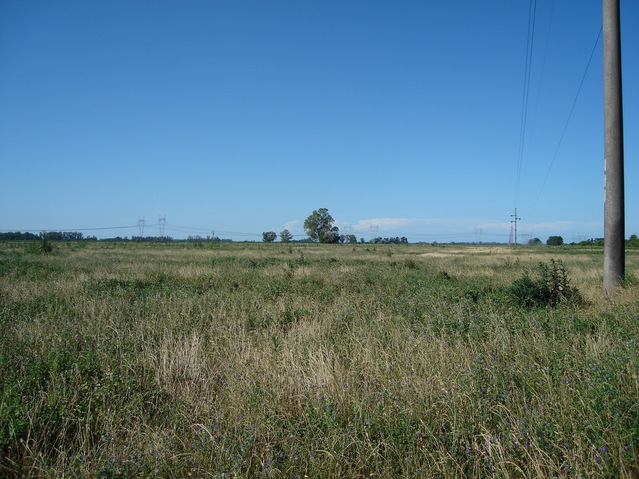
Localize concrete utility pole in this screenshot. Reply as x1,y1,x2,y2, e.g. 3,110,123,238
603,0,625,288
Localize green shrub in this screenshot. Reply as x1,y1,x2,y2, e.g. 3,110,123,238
508,259,581,308
24,235,54,254
402,258,418,269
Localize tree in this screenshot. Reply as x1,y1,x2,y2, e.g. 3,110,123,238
322,230,341,244
528,237,543,246
262,231,277,243
303,208,339,243
546,236,564,246
280,229,293,243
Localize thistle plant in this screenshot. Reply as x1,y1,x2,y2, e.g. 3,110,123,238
508,259,581,308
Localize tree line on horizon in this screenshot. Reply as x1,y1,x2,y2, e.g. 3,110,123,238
0,231,97,241
2,215,638,247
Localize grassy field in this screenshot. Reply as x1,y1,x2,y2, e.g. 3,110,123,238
1,241,638,478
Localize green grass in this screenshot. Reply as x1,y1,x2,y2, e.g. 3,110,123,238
1,242,638,477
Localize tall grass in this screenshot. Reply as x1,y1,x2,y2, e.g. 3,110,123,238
1,242,638,477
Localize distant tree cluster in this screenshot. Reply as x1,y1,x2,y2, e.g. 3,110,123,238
0,232,40,241
0,231,97,241
280,229,293,243
131,236,173,242
288,237,315,243
14,224,634,248
262,231,277,243
546,236,564,246
576,235,638,247
368,236,409,245
300,209,410,244
526,235,639,247
304,208,340,243
342,235,358,244
577,238,605,246
43,231,82,241
186,235,225,242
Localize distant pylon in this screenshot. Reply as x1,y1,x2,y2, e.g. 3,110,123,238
474,227,484,244
158,216,166,238
510,209,521,246
138,217,146,237
370,224,379,240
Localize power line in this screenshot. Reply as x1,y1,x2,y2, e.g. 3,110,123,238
514,0,538,210
0,225,139,233
527,0,555,160
527,27,602,217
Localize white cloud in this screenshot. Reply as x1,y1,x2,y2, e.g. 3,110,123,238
283,219,301,233
525,221,601,232
341,217,604,242
351,217,471,232
284,216,604,242
351,218,412,231
476,220,602,233
475,221,512,232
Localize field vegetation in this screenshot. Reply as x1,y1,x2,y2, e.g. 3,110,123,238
1,241,638,477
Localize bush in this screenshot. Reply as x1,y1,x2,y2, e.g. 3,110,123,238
546,236,564,246
508,259,581,308
24,236,54,254
402,258,418,269
262,231,277,243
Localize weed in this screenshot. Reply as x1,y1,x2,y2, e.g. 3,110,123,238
403,258,418,269
24,236,54,254
507,259,582,308
622,271,638,287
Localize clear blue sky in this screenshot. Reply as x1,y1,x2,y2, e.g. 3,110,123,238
1,0,637,243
